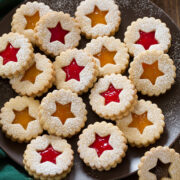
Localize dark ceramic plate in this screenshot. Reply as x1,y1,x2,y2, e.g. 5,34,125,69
0,0,180,179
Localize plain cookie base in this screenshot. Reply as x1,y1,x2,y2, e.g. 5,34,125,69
138,146,180,180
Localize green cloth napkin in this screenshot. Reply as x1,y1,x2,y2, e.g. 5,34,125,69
0,1,31,179
0,149,30,179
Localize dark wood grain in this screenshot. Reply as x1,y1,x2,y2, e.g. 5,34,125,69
152,0,180,28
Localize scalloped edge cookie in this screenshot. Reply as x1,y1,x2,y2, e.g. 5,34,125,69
77,121,127,171
10,53,55,97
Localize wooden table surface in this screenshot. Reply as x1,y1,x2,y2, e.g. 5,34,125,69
123,0,180,179
152,0,180,28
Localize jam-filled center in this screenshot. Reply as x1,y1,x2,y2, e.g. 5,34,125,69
25,11,40,30
21,63,42,84
100,83,122,105
149,159,171,180
48,22,69,44
128,112,153,134
140,61,164,85
38,145,62,164
89,133,113,157
12,107,35,130
135,30,159,50
94,46,116,67
62,58,85,82
52,102,75,125
86,6,108,27
0,43,20,65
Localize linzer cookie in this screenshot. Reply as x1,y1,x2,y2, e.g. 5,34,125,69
89,74,137,120
23,135,74,180
75,0,121,38
11,2,52,44
116,99,165,147
0,96,42,143
84,36,129,76
0,32,33,78
54,49,98,94
77,121,127,171
10,53,55,97
35,11,81,56
138,146,180,180
39,89,87,138
124,17,171,56
129,50,176,96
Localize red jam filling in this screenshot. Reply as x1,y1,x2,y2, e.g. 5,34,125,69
89,133,113,157
0,43,20,65
62,58,85,81
100,83,122,105
48,22,69,44
135,30,159,50
38,145,61,164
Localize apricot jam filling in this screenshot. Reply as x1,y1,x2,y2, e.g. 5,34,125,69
94,46,116,67
86,6,108,27
128,112,153,134
21,63,42,84
25,11,40,30
12,107,35,129
140,61,164,85
52,102,75,124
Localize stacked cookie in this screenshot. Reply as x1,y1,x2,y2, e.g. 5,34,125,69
0,0,179,180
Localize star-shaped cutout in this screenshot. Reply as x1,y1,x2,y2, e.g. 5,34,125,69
100,83,123,105
52,102,75,125
86,6,108,27
48,22,69,44
89,133,113,157
135,30,159,50
128,112,153,134
38,145,62,164
21,63,42,84
149,158,171,180
24,11,40,30
62,58,85,82
140,61,164,85
94,46,116,67
12,107,35,130
0,43,20,65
